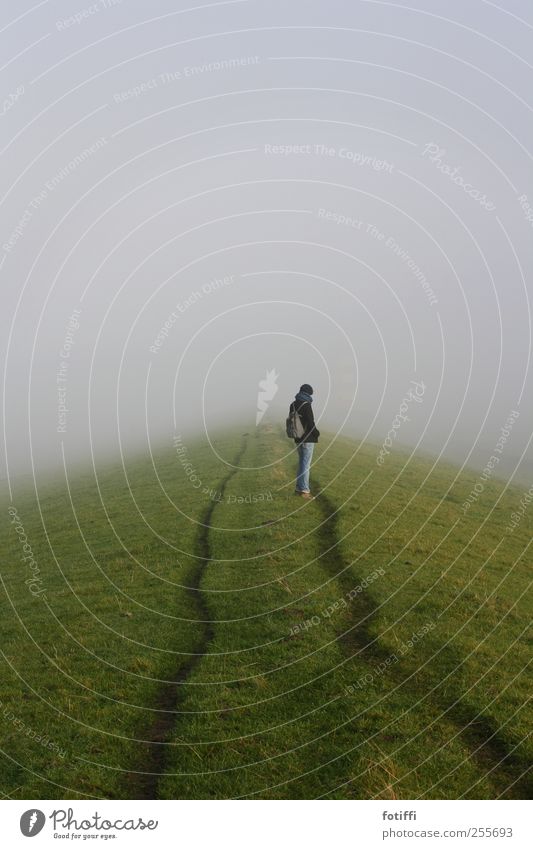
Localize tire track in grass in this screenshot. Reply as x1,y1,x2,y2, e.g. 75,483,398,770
126,434,249,799
312,480,390,662
425,649,532,799
313,478,532,798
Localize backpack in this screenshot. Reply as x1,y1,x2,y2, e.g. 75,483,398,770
286,402,305,439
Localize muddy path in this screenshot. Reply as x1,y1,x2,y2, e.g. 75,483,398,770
126,434,249,798
313,479,532,799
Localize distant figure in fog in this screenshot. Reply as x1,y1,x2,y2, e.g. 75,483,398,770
289,384,320,499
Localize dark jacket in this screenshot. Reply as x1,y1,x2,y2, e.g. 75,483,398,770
291,397,320,444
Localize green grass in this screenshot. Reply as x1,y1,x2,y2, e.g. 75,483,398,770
0,427,531,799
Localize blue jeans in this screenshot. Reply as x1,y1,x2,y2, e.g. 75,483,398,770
296,442,314,492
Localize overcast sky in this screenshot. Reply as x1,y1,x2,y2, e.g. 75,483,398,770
1,0,532,486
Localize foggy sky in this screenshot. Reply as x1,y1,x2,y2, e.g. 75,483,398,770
2,0,532,487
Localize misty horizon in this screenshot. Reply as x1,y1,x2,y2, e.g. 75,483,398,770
2,0,532,493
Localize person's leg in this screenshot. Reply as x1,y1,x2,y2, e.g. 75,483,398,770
295,443,306,492
296,442,314,492
302,442,314,492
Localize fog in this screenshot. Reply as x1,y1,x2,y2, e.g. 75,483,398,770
2,0,532,488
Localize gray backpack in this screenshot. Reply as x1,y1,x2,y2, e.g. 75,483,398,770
286,403,305,439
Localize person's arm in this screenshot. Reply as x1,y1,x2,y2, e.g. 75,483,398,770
301,402,319,437
310,404,320,437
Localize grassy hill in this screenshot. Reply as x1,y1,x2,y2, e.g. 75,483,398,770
1,427,531,799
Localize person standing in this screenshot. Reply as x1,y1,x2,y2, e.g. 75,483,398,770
291,383,320,498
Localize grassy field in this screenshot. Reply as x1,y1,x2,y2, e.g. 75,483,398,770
0,427,531,799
